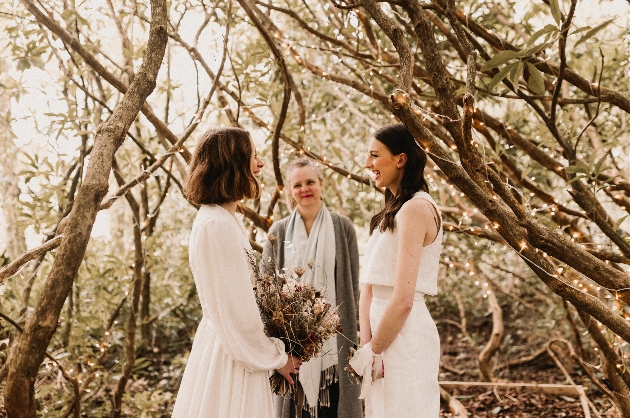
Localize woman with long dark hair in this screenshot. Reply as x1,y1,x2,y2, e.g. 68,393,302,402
172,127,301,417
351,123,442,417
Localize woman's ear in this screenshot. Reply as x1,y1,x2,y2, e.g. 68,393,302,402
397,153,408,168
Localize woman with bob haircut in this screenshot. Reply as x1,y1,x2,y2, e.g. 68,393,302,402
172,127,301,418
349,123,442,417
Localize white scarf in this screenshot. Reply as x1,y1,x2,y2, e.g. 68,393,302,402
283,204,337,411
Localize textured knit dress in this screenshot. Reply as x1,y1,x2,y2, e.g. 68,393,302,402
361,192,443,418
172,205,288,418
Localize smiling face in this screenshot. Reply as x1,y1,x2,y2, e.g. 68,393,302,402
365,137,406,194
250,139,264,177
289,166,323,209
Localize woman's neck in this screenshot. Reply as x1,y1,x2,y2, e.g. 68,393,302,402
219,201,239,215
297,201,322,235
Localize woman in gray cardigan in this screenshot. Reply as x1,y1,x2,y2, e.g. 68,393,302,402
262,158,362,418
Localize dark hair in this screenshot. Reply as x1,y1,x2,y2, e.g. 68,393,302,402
369,123,428,234
184,127,260,205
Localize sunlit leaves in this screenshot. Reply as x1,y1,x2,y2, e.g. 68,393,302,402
573,19,615,48
549,0,562,25
480,50,522,71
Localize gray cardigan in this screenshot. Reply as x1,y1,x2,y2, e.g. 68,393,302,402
262,213,362,418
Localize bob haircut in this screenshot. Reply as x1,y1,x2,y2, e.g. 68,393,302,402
369,123,428,234
184,127,260,205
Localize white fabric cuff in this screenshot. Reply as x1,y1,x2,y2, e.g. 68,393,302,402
270,337,289,370
348,343,377,399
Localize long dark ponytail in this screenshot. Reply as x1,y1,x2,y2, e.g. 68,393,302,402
369,124,428,234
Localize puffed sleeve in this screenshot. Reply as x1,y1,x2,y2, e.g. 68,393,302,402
189,218,287,372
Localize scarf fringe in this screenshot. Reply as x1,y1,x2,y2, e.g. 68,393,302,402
301,365,338,418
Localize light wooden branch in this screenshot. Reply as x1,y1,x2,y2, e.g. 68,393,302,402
0,236,64,283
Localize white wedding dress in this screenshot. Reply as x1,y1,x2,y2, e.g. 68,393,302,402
361,192,442,418
172,205,287,418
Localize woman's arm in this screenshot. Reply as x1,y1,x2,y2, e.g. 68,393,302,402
368,199,433,354
191,219,288,372
346,218,361,313
359,283,373,346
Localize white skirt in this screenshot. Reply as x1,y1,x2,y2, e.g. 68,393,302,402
365,285,440,418
171,318,276,418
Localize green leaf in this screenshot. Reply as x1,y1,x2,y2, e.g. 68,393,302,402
567,175,585,184
574,19,615,48
480,50,521,71
527,24,559,46
526,63,546,95
487,62,517,91
518,42,549,59
508,61,524,91
550,0,562,25
593,154,608,177
570,26,593,37
613,215,629,232
564,162,589,174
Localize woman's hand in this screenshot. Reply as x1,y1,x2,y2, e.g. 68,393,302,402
276,354,302,384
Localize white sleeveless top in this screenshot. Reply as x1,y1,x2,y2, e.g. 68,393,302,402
360,191,442,295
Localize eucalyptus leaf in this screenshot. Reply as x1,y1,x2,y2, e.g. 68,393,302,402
527,24,559,46
593,154,608,176
574,19,615,48
508,61,524,92
480,50,521,71
550,0,562,25
526,63,546,95
614,215,629,232
487,62,518,91
518,42,549,59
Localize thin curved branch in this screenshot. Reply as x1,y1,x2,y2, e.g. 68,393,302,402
237,0,292,189
0,236,64,283
99,137,187,211
23,1,192,162
550,0,579,129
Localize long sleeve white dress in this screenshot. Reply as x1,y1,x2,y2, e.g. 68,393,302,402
172,204,288,418
360,192,443,418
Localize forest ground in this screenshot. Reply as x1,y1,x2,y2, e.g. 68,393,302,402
438,320,616,417
0,296,616,417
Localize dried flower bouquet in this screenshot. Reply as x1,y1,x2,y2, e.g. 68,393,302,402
247,236,342,396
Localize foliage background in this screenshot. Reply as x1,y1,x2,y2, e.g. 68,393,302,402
0,0,629,415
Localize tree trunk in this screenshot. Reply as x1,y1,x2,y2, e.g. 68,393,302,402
3,1,167,415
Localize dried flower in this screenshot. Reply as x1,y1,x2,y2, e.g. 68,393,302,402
268,234,278,244
345,346,363,385
248,249,342,397
313,299,324,315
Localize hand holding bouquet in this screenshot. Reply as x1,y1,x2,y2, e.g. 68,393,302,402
248,242,342,396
